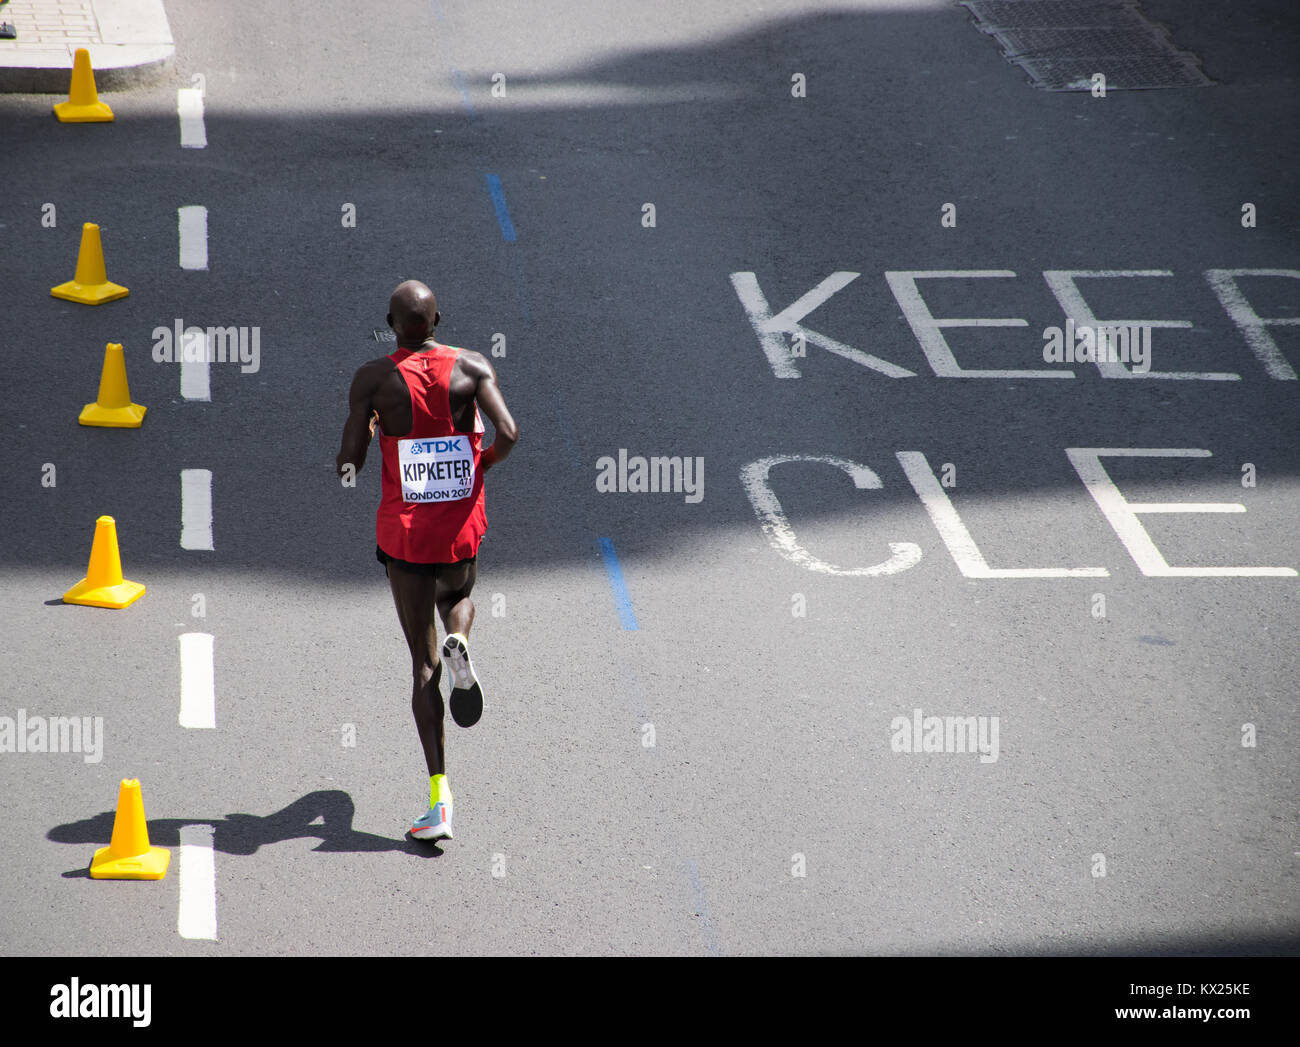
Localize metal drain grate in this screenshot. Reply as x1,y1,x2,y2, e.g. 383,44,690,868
1015,53,1215,90
990,26,1174,57
959,0,1215,91
964,0,1148,31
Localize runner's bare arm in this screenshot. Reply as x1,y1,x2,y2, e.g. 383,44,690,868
463,351,519,473
336,363,381,479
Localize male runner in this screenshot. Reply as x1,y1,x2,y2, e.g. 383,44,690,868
336,280,519,842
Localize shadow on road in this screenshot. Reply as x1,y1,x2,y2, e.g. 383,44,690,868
49,788,442,873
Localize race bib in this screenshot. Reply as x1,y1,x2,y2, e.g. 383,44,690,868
398,435,475,503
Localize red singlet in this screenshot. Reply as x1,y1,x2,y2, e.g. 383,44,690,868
376,345,487,563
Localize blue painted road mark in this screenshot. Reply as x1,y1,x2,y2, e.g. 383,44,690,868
485,173,517,242
451,69,476,117
598,537,639,631
683,858,721,956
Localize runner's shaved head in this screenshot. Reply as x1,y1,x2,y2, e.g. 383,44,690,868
388,280,440,345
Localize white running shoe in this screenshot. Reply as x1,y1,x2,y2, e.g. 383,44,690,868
410,800,452,841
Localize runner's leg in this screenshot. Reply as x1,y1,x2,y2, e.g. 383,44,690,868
388,560,444,776
434,558,476,638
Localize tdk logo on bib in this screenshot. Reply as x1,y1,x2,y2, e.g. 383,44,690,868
408,437,467,456
398,436,474,503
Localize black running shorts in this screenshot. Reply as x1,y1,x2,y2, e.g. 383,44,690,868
376,544,477,578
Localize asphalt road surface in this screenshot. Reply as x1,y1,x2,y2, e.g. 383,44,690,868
1,0,1297,956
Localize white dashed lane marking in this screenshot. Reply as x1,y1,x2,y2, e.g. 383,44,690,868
177,88,207,148
178,632,215,729
180,469,214,550
178,205,208,271
178,824,218,940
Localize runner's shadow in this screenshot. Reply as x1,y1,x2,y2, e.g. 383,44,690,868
50,789,443,875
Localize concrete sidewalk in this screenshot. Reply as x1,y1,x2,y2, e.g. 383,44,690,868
0,0,173,92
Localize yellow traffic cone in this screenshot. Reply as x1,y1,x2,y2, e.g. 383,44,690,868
90,779,170,880
54,48,114,122
63,515,145,609
50,223,129,305
80,343,146,427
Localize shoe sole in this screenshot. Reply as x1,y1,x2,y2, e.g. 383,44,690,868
442,634,483,728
